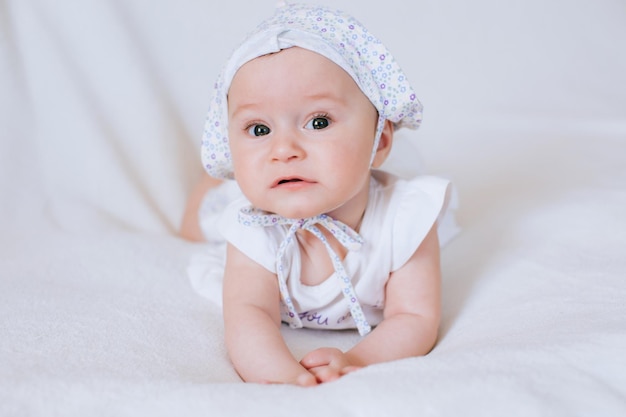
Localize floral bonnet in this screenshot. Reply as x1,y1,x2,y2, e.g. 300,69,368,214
201,3,423,179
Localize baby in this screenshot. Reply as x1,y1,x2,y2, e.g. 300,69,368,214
182,3,455,385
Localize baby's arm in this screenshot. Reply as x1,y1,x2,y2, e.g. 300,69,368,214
223,243,317,386
301,224,441,382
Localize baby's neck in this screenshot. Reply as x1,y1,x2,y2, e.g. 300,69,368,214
295,226,348,286
323,175,371,231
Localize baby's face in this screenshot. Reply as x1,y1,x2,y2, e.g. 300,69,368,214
227,47,379,221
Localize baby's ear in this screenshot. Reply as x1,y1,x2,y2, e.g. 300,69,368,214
371,120,394,168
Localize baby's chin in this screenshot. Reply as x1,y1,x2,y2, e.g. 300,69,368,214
246,202,325,221
263,208,323,220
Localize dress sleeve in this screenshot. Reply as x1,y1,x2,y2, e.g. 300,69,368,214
217,198,279,273
391,175,452,271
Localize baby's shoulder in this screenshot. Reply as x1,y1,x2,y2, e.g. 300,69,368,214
367,170,451,270
369,171,449,217
218,198,284,273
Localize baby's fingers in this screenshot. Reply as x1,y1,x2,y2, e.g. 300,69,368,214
259,372,317,387
340,365,362,375
300,347,342,369
295,372,318,387
308,365,342,383
308,364,362,383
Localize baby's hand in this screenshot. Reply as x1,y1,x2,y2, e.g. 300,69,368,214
300,348,362,383
260,370,318,387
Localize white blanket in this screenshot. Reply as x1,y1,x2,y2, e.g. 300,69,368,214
2,0,625,415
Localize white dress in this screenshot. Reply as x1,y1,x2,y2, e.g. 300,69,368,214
187,170,458,330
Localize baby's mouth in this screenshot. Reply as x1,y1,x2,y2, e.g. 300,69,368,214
278,178,303,185
273,176,314,188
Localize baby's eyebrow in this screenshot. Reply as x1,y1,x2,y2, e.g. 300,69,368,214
228,102,263,119
229,95,348,119
302,92,349,104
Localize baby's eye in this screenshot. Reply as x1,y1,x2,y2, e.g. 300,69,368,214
247,124,271,137
305,116,330,130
